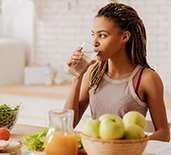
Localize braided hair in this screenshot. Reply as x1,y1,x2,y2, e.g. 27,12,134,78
89,3,150,92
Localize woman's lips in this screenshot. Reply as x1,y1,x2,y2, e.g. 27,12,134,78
94,50,100,56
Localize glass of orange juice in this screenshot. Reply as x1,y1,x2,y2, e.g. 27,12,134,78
44,109,78,155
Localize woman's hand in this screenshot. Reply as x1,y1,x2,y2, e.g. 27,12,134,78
67,47,83,67
67,47,96,78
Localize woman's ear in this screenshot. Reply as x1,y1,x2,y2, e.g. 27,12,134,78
122,31,131,43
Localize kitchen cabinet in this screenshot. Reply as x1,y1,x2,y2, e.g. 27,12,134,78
0,39,25,86
0,94,65,127
0,85,91,131
2,85,170,131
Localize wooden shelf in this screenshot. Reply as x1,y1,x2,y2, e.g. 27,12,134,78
0,84,70,99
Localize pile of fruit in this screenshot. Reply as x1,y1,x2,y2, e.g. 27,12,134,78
22,111,146,151
82,111,146,140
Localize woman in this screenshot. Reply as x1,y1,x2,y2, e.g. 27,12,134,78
65,3,170,141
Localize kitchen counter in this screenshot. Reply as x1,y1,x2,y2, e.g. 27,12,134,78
1,84,171,129
165,96,171,109
10,124,171,155
11,124,44,142
0,84,72,127
0,84,171,106
0,84,70,99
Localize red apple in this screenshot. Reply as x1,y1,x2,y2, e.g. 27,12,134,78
0,127,10,140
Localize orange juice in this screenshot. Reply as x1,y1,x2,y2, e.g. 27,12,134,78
44,131,78,155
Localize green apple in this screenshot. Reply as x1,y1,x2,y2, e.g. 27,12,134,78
82,119,100,138
99,114,125,140
124,124,145,139
99,114,122,122
123,111,146,129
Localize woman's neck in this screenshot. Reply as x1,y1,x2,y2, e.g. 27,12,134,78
106,59,136,80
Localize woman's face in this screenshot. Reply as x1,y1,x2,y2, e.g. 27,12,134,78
92,16,127,61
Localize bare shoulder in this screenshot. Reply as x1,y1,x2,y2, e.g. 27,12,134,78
141,67,164,95
142,68,162,83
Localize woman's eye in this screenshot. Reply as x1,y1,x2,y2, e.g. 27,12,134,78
91,33,106,39
100,34,106,38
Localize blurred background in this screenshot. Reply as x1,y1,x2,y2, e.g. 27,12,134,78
0,0,171,92
0,0,171,128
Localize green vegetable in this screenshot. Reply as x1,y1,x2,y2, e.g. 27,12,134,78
77,134,83,149
22,127,49,151
0,103,20,112
22,128,84,151
0,104,20,129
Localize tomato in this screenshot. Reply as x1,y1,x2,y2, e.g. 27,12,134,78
0,127,10,140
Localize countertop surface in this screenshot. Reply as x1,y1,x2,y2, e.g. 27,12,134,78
11,124,44,142
10,124,171,155
0,84,70,99
1,85,170,123
165,96,171,108
0,84,171,108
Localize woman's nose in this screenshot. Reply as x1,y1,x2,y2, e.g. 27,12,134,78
92,39,99,47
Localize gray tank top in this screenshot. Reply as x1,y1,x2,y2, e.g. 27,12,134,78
89,65,148,119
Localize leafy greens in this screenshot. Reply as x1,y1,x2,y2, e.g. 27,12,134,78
22,128,83,151
22,127,49,151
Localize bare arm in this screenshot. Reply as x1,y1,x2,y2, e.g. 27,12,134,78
64,48,95,127
64,74,90,127
142,69,170,141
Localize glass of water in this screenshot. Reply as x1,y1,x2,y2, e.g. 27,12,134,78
68,41,97,77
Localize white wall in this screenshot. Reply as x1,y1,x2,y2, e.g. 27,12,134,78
34,0,110,73
34,0,171,95
1,0,171,95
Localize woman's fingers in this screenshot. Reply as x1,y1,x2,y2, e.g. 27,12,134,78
67,48,83,67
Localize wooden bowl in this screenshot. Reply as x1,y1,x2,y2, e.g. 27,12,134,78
78,148,87,155
81,133,149,155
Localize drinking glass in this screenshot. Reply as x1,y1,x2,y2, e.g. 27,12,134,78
68,41,97,77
